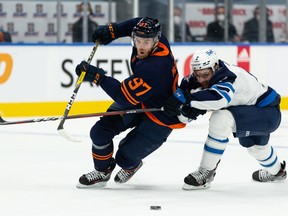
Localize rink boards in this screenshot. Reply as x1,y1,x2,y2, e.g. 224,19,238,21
0,43,287,117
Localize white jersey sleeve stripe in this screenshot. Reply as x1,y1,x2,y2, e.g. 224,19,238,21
211,85,232,103
216,82,235,93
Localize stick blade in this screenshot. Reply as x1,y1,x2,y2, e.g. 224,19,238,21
57,128,82,143
0,116,6,123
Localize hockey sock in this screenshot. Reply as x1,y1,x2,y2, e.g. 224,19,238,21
247,144,281,175
200,133,228,170
200,110,235,170
92,142,114,172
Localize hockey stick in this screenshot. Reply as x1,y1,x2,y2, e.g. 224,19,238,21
0,107,164,126
57,41,100,142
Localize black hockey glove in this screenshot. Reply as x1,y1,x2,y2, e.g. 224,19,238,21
180,105,206,120
164,88,206,120
92,23,118,45
164,94,183,116
164,88,192,116
75,61,105,85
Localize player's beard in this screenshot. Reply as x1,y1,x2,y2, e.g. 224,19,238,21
137,48,151,59
200,81,210,89
137,45,156,59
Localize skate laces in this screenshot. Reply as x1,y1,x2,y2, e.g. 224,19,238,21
85,170,107,182
115,161,143,183
257,169,274,182
117,163,142,181
117,169,132,181
191,167,211,183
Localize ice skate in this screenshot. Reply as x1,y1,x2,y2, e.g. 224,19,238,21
114,161,143,184
182,166,216,190
252,161,287,182
77,159,116,189
182,161,220,190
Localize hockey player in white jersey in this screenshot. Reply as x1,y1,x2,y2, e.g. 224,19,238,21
164,48,286,190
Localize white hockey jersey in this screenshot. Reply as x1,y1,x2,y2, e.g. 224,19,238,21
180,60,279,111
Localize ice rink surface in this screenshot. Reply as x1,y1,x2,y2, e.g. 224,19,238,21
0,111,287,216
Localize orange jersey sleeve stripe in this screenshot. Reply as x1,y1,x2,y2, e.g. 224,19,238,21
141,104,186,129
92,152,113,160
151,42,169,57
173,74,179,92
121,82,139,105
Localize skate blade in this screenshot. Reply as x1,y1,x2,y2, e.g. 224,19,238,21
182,182,211,190
76,182,107,189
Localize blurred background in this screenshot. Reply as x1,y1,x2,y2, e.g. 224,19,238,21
1,0,288,117
1,0,288,44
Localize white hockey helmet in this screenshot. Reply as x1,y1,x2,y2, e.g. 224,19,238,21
191,49,219,73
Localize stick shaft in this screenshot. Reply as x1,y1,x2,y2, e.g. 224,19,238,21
0,107,163,125
57,42,100,131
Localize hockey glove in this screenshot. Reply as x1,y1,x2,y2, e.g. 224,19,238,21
75,61,105,85
164,95,182,116
164,88,191,116
164,88,206,120
92,23,118,45
180,105,206,120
